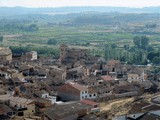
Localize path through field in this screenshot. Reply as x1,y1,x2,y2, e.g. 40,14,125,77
100,98,134,114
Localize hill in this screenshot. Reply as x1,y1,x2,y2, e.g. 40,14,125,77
0,6,160,16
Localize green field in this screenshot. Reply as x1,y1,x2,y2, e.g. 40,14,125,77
0,12,160,64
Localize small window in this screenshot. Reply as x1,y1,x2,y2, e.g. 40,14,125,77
82,92,84,94
85,91,87,93
94,94,96,96
89,95,92,97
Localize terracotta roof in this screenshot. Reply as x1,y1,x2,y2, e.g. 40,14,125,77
34,98,52,107
107,59,120,65
129,67,143,74
129,102,151,114
34,90,48,97
0,94,34,105
139,80,152,89
44,102,91,119
101,75,115,81
81,114,98,120
88,87,97,94
128,73,139,78
49,66,65,72
0,47,12,56
139,112,160,120
18,64,33,72
0,104,13,115
69,66,83,73
144,104,160,111
80,100,98,106
68,82,88,91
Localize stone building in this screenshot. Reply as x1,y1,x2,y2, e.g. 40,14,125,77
0,94,35,117
26,51,37,61
57,82,89,101
21,51,37,61
60,44,88,63
105,59,121,72
43,102,92,120
0,47,12,63
49,66,66,80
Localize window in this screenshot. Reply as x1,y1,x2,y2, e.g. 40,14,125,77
82,96,84,99
94,94,96,96
85,91,87,93
82,92,84,94
85,96,87,98
89,95,92,97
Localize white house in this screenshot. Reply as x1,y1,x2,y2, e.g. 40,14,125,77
34,90,56,104
57,82,89,101
26,51,37,61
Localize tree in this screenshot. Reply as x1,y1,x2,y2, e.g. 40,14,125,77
133,36,149,50
146,45,154,52
47,38,57,45
145,24,157,28
147,51,160,63
141,36,149,50
0,36,3,42
152,57,160,64
111,44,117,49
133,36,141,48
124,44,130,51
26,24,39,32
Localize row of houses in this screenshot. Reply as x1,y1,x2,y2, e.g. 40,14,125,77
0,46,158,120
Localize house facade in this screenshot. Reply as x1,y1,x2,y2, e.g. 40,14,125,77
0,94,35,117
60,44,88,63
0,47,12,63
26,51,38,61
57,82,89,101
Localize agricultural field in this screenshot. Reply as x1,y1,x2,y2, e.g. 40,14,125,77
0,11,160,64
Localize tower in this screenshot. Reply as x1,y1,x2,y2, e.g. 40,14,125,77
60,44,68,63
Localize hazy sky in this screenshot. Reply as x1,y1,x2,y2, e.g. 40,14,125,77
0,0,160,8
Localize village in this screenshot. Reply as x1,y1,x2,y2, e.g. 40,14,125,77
1,45,160,120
